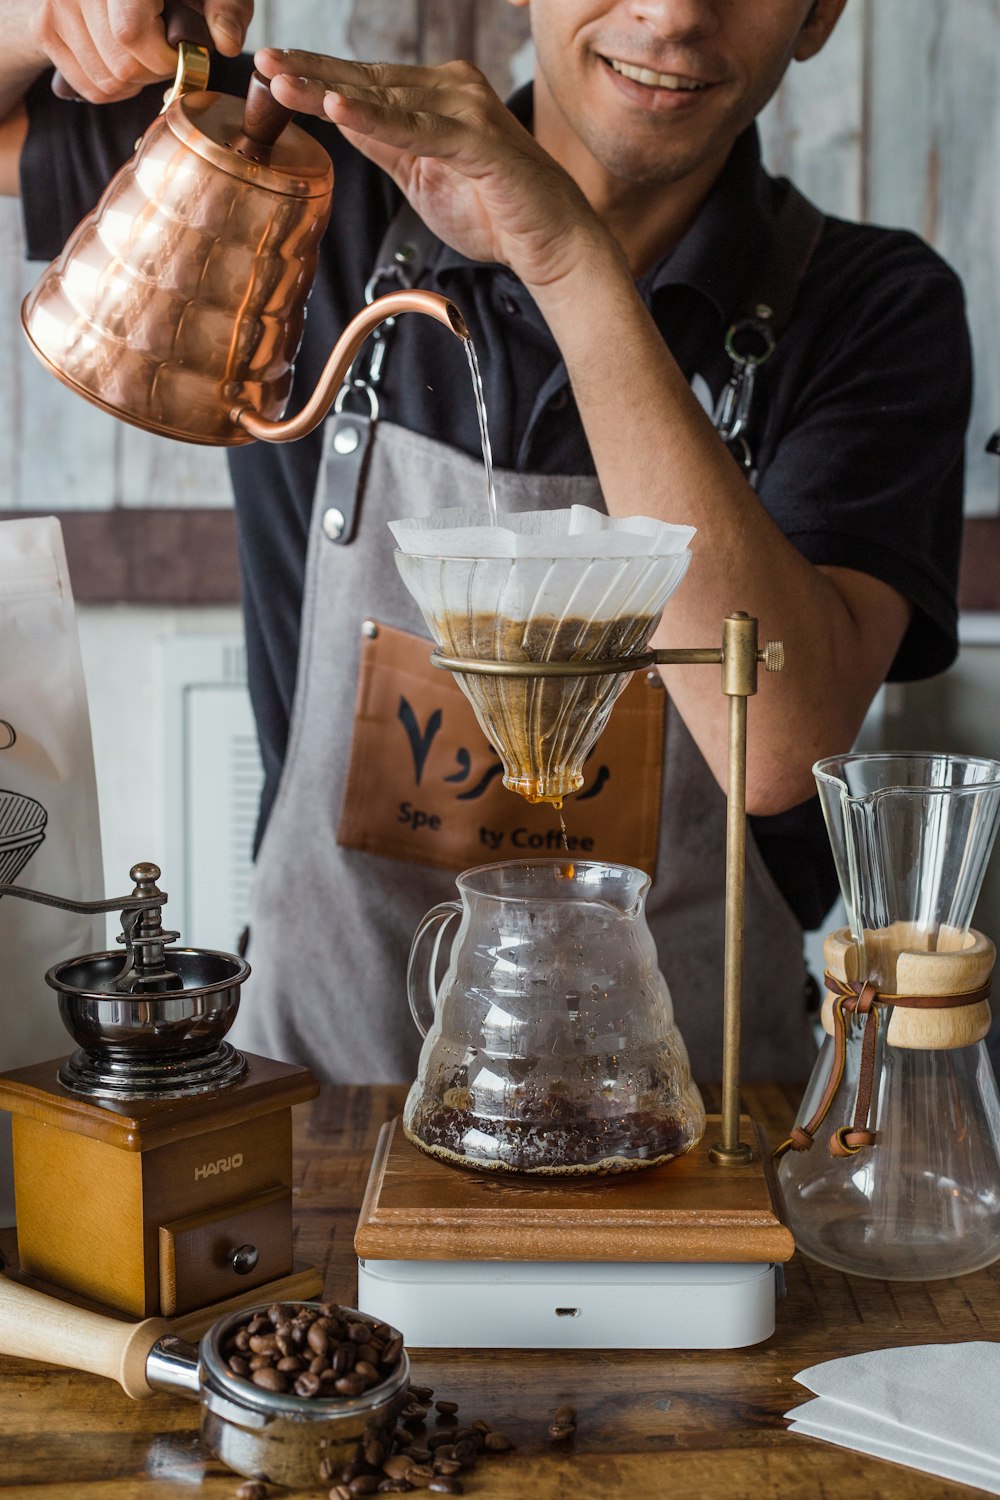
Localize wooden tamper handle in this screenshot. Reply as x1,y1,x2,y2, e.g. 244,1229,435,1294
0,1275,170,1399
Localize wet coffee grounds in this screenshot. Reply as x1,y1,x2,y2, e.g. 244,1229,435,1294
407,1095,686,1174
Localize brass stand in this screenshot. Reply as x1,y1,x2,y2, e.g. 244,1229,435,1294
433,611,784,1167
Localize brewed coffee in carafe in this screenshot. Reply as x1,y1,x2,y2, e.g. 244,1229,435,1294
778,752,1000,1280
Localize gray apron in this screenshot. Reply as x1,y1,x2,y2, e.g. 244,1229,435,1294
232,419,814,1084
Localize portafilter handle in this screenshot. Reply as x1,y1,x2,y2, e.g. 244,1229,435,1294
0,1273,197,1400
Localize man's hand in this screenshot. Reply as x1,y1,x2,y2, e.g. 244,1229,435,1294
30,0,253,103
254,49,616,293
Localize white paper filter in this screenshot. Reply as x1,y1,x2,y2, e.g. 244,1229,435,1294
389,506,695,638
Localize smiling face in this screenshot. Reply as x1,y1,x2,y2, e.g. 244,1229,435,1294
515,0,846,193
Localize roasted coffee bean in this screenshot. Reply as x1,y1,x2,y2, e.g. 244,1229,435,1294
235,1483,270,1500
347,1477,380,1497
348,1322,372,1343
329,1487,352,1500
356,1342,380,1364
409,1384,434,1403
434,1401,459,1415
334,1374,367,1397
553,1403,576,1423
428,1481,463,1496
308,1323,330,1357
251,1367,288,1393
404,1447,432,1464
355,1360,382,1384
333,1344,356,1376
276,1355,304,1373
471,1420,491,1435
249,1334,279,1356
294,1371,321,1398
433,1458,462,1477
407,1464,435,1485
483,1431,513,1452
378,1483,412,1495
382,1455,414,1481
227,1355,251,1377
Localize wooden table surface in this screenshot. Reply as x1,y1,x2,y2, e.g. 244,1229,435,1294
1,1081,997,1500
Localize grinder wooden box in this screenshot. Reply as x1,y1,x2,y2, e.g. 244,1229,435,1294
0,1053,319,1319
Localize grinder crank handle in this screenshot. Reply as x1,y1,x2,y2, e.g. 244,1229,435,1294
0,1274,172,1399
52,0,212,100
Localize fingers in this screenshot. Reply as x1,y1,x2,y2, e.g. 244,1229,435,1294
34,1,254,105
33,1,170,101
201,0,253,56
254,47,466,92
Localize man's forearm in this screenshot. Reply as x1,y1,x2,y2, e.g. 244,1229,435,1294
528,242,911,814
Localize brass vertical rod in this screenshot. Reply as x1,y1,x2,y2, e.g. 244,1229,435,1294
710,613,757,1166
720,691,750,1156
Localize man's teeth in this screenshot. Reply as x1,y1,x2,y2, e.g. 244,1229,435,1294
609,58,708,90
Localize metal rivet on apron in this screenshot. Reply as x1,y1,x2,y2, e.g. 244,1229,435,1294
323,507,346,540
361,620,379,639
333,423,361,456
646,670,665,687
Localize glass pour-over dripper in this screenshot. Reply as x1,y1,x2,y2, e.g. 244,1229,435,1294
390,507,693,804
778,752,1000,1280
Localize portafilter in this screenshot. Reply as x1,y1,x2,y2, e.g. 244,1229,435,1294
0,1276,409,1489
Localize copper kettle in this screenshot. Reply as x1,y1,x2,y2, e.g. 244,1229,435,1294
22,13,468,446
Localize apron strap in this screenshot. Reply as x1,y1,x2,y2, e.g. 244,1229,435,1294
319,202,440,546
714,182,826,479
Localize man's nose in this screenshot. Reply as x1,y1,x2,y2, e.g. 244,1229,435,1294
624,0,721,41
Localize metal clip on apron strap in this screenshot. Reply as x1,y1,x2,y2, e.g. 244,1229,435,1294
319,202,440,546
714,181,826,479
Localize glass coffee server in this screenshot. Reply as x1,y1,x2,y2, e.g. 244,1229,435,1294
777,752,1000,1280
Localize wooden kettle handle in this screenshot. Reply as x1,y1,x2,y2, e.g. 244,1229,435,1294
52,1,212,101
0,1275,171,1399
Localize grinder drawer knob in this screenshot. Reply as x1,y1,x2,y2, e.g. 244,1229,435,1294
232,1244,260,1276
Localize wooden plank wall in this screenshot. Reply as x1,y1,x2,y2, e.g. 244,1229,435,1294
1,0,997,598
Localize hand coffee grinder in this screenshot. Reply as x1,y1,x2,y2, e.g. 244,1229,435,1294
0,862,321,1327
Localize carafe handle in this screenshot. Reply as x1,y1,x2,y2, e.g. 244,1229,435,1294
406,901,461,1038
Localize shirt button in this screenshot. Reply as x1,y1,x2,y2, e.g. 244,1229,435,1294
498,292,520,316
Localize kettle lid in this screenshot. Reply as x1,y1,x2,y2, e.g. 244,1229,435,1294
166,71,333,198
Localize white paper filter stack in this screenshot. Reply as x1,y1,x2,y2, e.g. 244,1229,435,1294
389,507,695,802
787,1343,1000,1493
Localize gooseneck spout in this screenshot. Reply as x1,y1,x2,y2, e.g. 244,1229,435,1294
233,290,470,444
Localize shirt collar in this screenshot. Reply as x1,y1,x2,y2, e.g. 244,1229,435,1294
429,83,775,328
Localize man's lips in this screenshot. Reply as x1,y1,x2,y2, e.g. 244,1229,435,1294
601,55,716,92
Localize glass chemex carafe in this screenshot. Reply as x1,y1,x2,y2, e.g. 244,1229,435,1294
403,859,706,1175
778,752,1000,1280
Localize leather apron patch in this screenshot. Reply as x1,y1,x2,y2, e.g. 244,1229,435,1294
337,620,666,876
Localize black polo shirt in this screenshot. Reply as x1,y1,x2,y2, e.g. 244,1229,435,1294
21,55,971,929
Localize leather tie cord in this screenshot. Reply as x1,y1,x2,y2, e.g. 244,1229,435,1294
773,972,992,1161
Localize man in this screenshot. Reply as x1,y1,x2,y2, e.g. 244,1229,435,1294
0,1,970,1083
